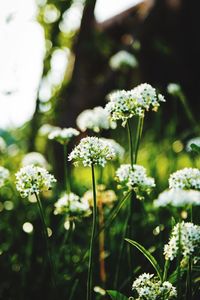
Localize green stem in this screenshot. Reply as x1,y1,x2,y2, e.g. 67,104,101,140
126,117,144,275
190,205,193,222
64,144,70,194
134,116,144,164
179,92,198,131
98,165,103,184
114,193,131,288
69,278,79,300
34,193,56,292
177,221,181,300
102,191,131,234
163,260,169,282
87,164,97,300
186,204,193,299
187,202,193,300
127,120,134,169
186,258,192,300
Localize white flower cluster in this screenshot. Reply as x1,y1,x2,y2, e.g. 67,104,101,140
22,152,49,169
186,137,200,152
115,164,155,199
76,106,116,133
68,137,115,167
105,83,165,125
38,124,59,136
164,222,200,262
0,166,10,188
167,83,181,96
15,165,56,198
100,138,125,161
132,273,177,300
169,168,200,190
109,50,138,70
154,189,200,208
48,127,79,144
54,192,91,221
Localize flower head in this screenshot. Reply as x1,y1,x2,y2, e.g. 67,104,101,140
105,83,165,126
0,166,10,188
22,152,49,169
167,83,181,96
15,165,56,198
116,164,155,199
54,192,91,221
100,138,125,161
169,168,200,190
154,189,200,208
48,127,79,144
164,221,200,262
68,137,115,167
38,124,59,136
109,50,138,70
76,106,116,133
132,273,177,300
82,185,117,207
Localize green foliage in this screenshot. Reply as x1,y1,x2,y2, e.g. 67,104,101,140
125,239,163,281
107,290,128,300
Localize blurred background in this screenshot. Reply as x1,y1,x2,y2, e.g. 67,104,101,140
0,0,199,299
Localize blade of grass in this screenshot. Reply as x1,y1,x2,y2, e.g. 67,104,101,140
107,290,128,300
125,239,162,281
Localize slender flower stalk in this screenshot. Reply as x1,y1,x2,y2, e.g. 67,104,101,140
63,144,70,193
167,83,198,131
127,116,144,270
69,278,79,300
105,84,163,280
178,91,197,130
83,184,117,286
177,221,181,300
133,116,144,164
115,163,155,280
163,260,169,282
186,258,192,300
187,205,193,300
114,193,131,288
190,205,193,222
127,120,134,169
97,169,106,286
34,193,56,291
48,126,79,193
69,137,115,300
125,112,144,168
98,197,106,285
15,165,57,292
87,164,97,300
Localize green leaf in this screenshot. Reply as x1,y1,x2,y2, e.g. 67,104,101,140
97,191,130,236
107,290,128,300
168,267,186,284
171,216,176,229
125,239,162,281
